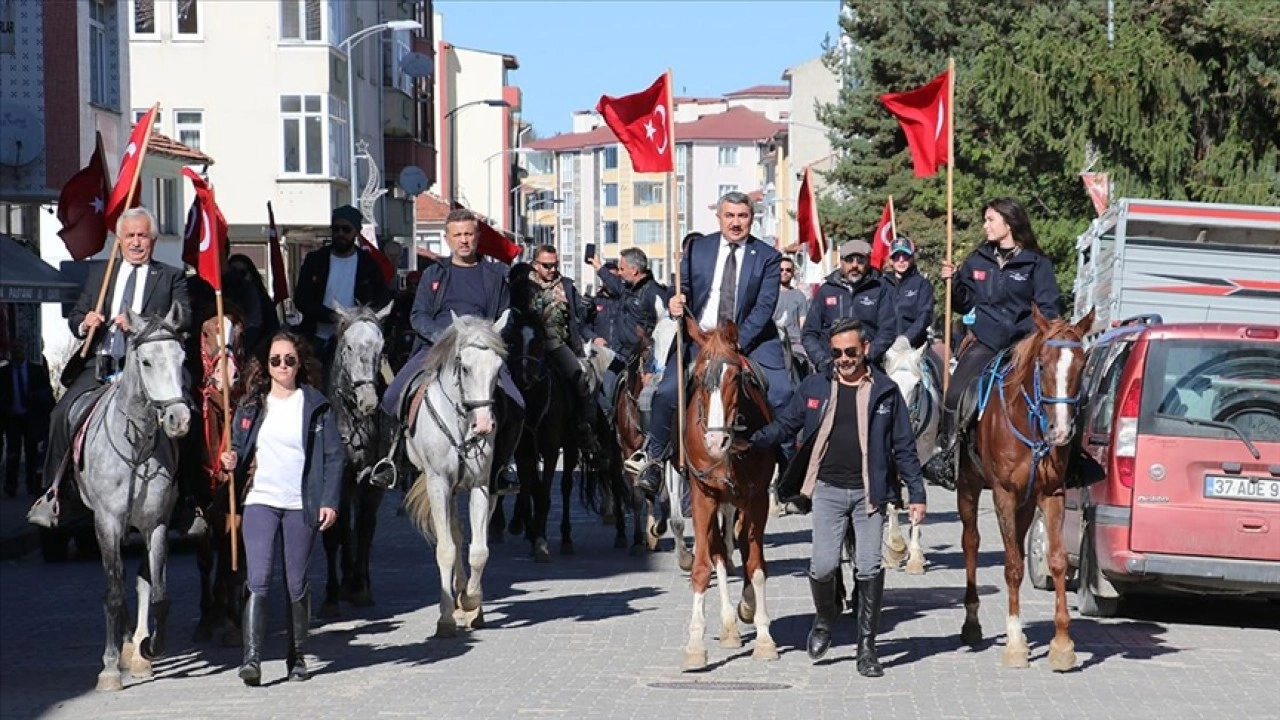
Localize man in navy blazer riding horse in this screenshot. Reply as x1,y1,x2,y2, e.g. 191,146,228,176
633,191,793,499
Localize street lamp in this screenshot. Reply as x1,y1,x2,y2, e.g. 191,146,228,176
484,147,532,224
341,19,423,206
444,98,510,204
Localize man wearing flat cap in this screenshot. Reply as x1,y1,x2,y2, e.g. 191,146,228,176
293,205,394,354
801,237,897,373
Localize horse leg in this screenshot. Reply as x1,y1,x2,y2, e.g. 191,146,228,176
994,488,1032,669
743,496,778,660
612,459,628,550
957,468,984,646
430,482,460,639
338,480,357,599
350,484,384,607
458,486,490,630
138,523,171,667
488,495,506,543
1040,491,1077,672
722,505,737,575
319,521,343,619
682,488,714,671
530,451,554,563
122,555,152,679
193,530,215,642
559,445,576,555
906,518,927,575
668,467,693,572
713,507,740,650
883,502,907,569
95,519,127,692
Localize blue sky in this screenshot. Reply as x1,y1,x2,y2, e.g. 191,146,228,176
435,0,842,135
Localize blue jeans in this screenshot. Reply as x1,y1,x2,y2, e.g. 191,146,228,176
809,482,884,582
243,504,317,601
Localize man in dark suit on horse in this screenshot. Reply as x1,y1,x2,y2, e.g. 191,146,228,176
377,208,523,496
32,207,191,528
633,191,793,499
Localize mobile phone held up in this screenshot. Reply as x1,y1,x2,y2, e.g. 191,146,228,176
584,243,598,263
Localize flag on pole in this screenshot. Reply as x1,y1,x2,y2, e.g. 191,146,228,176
106,105,159,229
871,198,895,270
1081,172,1110,216
181,168,228,291
595,72,675,173
879,69,951,178
57,133,112,260
796,166,825,263
266,202,289,304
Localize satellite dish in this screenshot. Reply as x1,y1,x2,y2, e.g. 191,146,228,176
398,166,429,196
0,105,45,167
400,52,434,79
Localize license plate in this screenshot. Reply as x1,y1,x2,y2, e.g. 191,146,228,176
1203,475,1280,502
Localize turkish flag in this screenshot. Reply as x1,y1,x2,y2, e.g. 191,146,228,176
358,224,397,284
56,134,111,260
450,202,521,264
106,105,159,230
182,168,228,291
879,69,951,178
871,198,895,270
596,72,674,173
1081,172,1110,216
267,201,289,304
796,166,825,263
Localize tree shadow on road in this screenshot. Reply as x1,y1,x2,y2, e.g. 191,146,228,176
484,585,663,630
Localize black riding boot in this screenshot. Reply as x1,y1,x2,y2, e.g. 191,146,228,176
807,575,840,660
922,408,958,491
635,457,665,501
285,588,311,682
855,571,885,677
239,592,267,686
491,401,522,497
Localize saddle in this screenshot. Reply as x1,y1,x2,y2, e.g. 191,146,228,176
69,384,115,471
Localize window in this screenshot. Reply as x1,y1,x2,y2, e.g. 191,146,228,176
328,95,349,179
1140,340,1280,444
634,181,663,206
281,0,323,42
603,220,619,245
717,184,739,199
676,145,688,175
133,108,153,126
634,220,664,246
651,259,665,281
679,219,688,239
89,1,109,106
559,191,573,218
383,30,413,94
1085,343,1133,437
151,177,179,235
677,182,686,213
327,0,348,46
558,154,575,183
280,95,324,175
602,183,618,207
174,111,203,151
175,0,200,37
718,146,738,166
601,146,618,170
132,0,155,35
561,226,575,252
526,151,554,175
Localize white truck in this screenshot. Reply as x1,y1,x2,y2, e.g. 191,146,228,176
1073,198,1280,334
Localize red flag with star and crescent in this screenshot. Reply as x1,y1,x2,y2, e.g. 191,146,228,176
871,198,895,270
796,166,825,263
57,132,112,260
106,105,159,230
595,72,674,173
879,68,951,178
181,168,229,291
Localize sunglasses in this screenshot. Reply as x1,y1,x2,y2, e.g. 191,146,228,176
890,253,912,262
331,224,356,234
830,347,863,359
269,355,298,368
535,261,558,270
841,254,869,265
780,267,794,273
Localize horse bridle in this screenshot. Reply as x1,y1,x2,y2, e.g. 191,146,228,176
423,343,497,466
687,360,749,490
132,326,190,417
997,335,1085,506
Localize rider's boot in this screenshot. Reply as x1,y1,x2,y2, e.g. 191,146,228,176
807,574,840,660
285,587,311,682
854,570,886,677
239,592,266,687
491,400,522,497
922,408,958,491
574,379,600,458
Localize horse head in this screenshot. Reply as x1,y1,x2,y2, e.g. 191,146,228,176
885,336,928,408
126,303,192,439
440,310,508,439
581,341,616,396
200,313,243,393
1026,306,1095,446
686,317,748,463
333,302,391,416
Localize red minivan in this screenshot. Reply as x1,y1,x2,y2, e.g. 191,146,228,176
1026,318,1280,616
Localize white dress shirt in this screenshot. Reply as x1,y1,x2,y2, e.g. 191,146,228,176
697,238,747,331
110,261,150,317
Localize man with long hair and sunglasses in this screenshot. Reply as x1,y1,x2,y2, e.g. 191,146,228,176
747,317,926,676
802,239,897,374
293,205,393,358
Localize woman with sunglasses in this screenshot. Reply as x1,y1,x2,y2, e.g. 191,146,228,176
922,197,1061,490
882,236,935,349
221,331,343,686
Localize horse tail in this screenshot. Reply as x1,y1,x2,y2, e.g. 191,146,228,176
404,475,438,544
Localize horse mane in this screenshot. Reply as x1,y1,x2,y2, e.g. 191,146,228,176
694,323,741,389
423,314,507,381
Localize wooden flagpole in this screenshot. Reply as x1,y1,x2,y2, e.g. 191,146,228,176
888,195,897,241
664,68,687,472
81,102,159,358
214,289,240,571
942,57,956,392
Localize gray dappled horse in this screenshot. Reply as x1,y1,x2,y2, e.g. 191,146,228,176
78,304,192,691
403,312,509,637
320,303,393,617
881,337,938,574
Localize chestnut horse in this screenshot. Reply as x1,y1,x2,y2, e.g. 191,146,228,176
679,319,777,670
957,307,1093,671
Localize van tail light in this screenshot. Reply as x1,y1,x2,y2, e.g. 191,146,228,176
1245,327,1279,340
1114,377,1141,489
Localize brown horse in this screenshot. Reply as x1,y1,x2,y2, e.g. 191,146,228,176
957,306,1094,671
191,312,247,646
679,318,778,670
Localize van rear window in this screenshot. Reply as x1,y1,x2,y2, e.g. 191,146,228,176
1139,339,1280,444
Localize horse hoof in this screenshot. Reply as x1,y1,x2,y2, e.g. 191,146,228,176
1001,645,1031,669
719,629,742,649
119,642,135,670
737,600,755,625
906,557,927,575
434,621,458,639
458,592,482,613
560,540,575,556
629,543,647,557
467,608,485,630
1049,641,1077,673
682,649,708,671
533,540,551,563
677,549,694,573
614,536,628,550
96,671,123,692
753,639,780,661
350,590,375,608
318,602,340,620
130,657,153,679
961,621,983,646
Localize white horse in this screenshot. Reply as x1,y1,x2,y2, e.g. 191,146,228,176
646,299,695,569
403,311,509,637
881,336,939,575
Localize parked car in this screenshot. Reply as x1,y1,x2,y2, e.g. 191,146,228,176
1027,316,1280,616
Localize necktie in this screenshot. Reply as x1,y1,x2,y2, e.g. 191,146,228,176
717,244,739,327
109,265,140,359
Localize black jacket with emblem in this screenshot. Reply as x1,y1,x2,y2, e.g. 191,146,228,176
801,270,897,370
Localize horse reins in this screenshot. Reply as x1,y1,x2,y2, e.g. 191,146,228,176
423,345,496,472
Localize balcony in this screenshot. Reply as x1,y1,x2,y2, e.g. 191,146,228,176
383,136,437,191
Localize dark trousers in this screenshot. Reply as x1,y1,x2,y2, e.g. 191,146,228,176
3,413,42,494
944,342,997,413
243,504,317,601
43,364,105,486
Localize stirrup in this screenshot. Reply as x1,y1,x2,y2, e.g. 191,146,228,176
365,458,399,490
623,451,649,476
27,489,60,529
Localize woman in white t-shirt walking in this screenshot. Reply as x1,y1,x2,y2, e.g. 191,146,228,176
221,331,343,686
